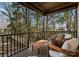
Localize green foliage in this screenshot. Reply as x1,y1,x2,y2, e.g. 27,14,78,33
47,9,76,31
0,3,28,33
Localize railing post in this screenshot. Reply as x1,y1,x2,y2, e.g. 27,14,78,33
7,36,8,56
2,35,4,57
10,35,12,55
17,35,18,51
20,34,21,50
14,35,15,53
22,35,23,49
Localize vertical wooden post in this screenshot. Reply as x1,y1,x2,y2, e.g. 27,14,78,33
42,16,45,39
77,3,79,38
44,16,46,39
36,14,39,40
27,9,30,48
43,16,45,39
45,16,48,39
75,6,77,38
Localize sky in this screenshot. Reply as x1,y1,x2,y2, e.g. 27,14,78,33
0,2,10,29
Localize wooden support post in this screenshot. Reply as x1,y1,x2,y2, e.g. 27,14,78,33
77,3,79,38
27,9,30,48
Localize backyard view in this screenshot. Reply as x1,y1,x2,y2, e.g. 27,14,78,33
0,2,77,57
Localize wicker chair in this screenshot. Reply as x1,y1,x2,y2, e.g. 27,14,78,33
49,44,79,57
48,34,79,57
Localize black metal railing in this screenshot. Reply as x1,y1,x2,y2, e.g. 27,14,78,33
0,31,77,57
0,33,28,57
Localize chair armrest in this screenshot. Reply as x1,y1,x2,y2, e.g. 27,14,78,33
49,44,79,56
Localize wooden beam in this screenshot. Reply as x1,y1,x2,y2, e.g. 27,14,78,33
38,2,47,6
49,3,77,12
46,3,77,15
30,3,45,12
19,2,45,15
19,2,77,15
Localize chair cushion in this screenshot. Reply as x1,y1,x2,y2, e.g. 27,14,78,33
63,38,79,51
49,50,60,57
60,38,79,56
64,34,72,39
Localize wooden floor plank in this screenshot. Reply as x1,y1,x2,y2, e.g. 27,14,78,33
9,46,48,57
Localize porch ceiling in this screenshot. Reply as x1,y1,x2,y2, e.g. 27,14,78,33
19,2,77,15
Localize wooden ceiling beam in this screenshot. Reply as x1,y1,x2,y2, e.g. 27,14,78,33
19,2,78,15
30,3,45,12
47,3,77,14
19,2,45,15
38,2,47,6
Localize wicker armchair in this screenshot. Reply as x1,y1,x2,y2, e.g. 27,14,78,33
48,34,79,57
49,44,79,57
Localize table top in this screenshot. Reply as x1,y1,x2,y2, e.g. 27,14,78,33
32,40,48,48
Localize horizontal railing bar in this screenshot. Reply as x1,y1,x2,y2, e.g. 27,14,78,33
0,33,28,36
0,31,76,36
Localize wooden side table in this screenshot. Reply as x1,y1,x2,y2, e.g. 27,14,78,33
32,40,49,56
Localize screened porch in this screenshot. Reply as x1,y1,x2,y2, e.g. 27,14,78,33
0,2,78,57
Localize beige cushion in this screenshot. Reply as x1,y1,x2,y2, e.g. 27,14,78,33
49,50,60,57
60,38,79,57
64,34,72,39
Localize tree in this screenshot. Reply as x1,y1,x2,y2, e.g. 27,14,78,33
0,3,28,33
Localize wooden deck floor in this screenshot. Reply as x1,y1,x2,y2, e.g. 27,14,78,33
10,46,49,57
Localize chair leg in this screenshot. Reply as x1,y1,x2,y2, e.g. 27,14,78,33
48,55,51,57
